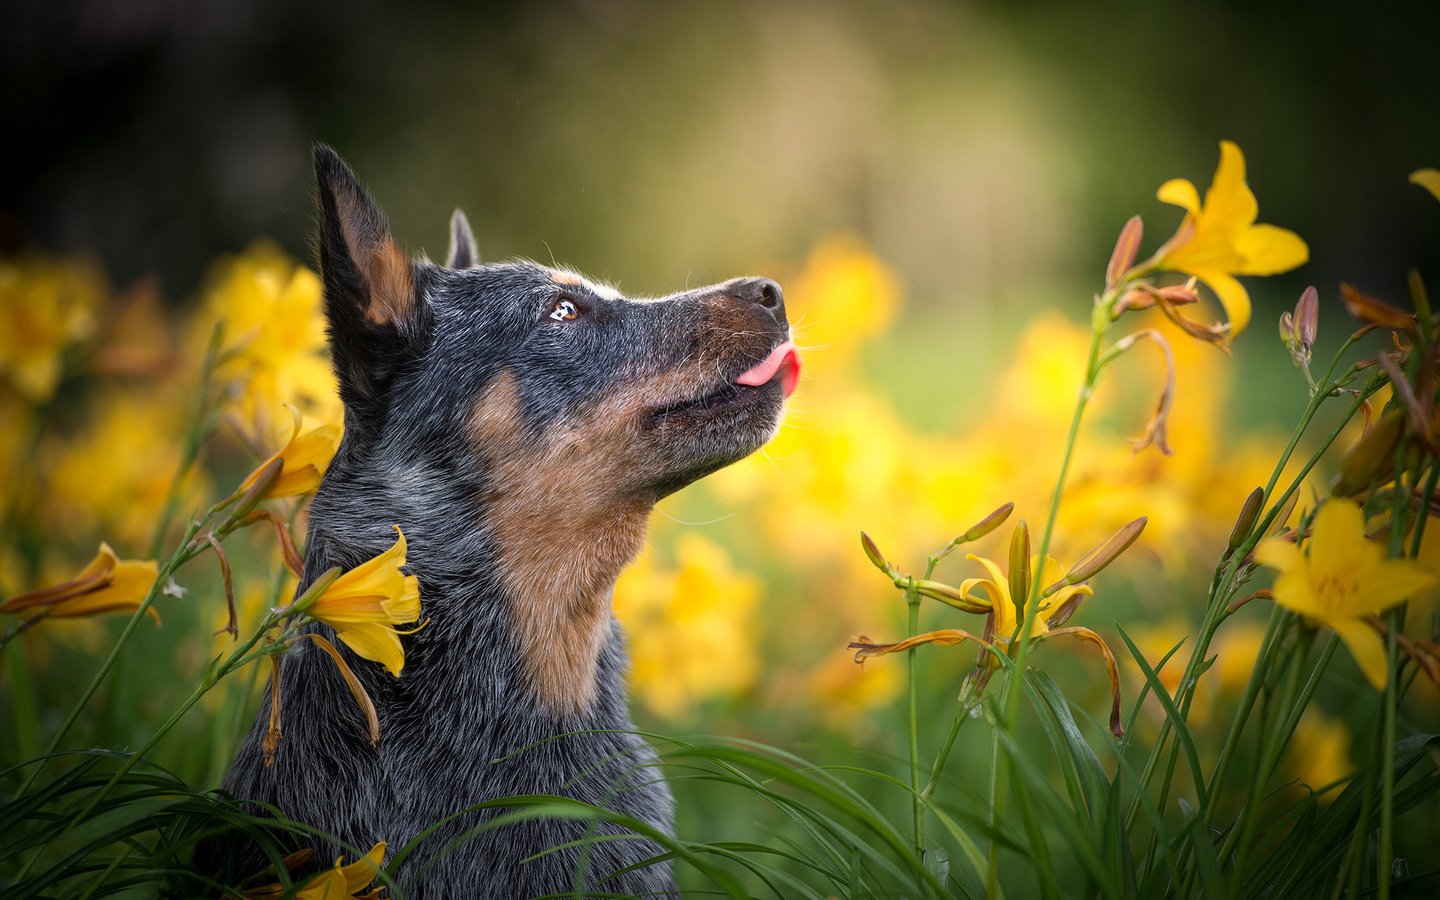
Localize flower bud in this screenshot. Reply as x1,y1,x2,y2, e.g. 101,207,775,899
1279,310,1298,353
1063,517,1147,586
1227,487,1265,552
1106,216,1144,291
226,457,283,526
934,502,1016,561
1045,593,1084,629
915,580,991,614
1008,521,1031,627
964,501,1016,543
860,531,899,579
1333,409,1405,496
1294,286,1318,354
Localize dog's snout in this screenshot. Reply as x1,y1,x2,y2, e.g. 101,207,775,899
733,277,784,311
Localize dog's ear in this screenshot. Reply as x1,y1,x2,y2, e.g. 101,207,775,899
313,145,429,431
447,208,479,268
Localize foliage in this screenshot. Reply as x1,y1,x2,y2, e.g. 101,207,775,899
3,143,1440,897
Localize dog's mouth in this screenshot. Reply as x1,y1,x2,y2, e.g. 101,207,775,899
735,341,802,397
647,341,802,423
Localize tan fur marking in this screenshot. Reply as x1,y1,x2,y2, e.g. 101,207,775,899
551,271,584,287
332,186,414,326
471,374,651,716
363,241,414,326
472,294,782,716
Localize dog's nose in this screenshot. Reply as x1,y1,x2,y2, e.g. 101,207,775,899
732,277,784,310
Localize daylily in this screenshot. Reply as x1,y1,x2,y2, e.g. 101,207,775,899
1411,168,1440,203
1,544,159,623
959,553,1094,641
1255,501,1436,689
238,405,342,499
243,841,386,899
1152,140,1309,338
302,526,421,677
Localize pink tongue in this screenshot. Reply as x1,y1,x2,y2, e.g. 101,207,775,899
735,341,801,397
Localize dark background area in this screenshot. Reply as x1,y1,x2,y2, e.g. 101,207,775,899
4,0,1438,310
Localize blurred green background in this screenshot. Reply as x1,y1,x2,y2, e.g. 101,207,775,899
5,0,1438,297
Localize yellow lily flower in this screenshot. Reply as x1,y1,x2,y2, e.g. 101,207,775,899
1411,168,1440,203
1255,501,1436,689
1,544,159,623
243,841,386,899
1153,140,1309,337
959,552,1094,641
238,406,342,499
304,527,420,677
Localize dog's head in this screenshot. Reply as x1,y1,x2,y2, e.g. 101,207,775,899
313,146,799,713
314,146,798,505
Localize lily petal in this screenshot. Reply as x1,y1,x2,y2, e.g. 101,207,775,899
333,622,406,677
1235,224,1309,276
1329,617,1389,690
1203,140,1259,228
1350,560,1436,616
1253,538,1303,574
1157,178,1202,215
1196,270,1252,337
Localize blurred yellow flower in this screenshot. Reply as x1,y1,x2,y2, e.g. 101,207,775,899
0,256,104,403
0,543,158,623
238,407,342,499
198,242,340,439
302,527,420,677
780,236,900,379
1288,711,1353,794
649,235,1289,718
1255,501,1436,689
40,386,204,548
243,841,386,899
614,535,760,718
1154,140,1308,337
1411,168,1440,203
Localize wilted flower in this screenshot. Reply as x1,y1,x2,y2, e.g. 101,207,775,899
1,544,158,623
1152,140,1309,338
298,526,421,677
1255,500,1436,689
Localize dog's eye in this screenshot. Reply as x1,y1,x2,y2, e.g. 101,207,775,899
549,298,580,322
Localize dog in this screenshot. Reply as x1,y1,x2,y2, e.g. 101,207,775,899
213,146,799,898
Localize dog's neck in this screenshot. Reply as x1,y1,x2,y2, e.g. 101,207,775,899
305,454,651,723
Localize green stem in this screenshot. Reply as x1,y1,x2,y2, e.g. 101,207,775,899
13,518,202,797
1140,372,1378,838
907,576,924,867
1223,623,1306,888
1338,705,1385,899
22,607,285,882
148,322,224,559
907,556,940,885
988,295,1112,897
925,685,978,799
